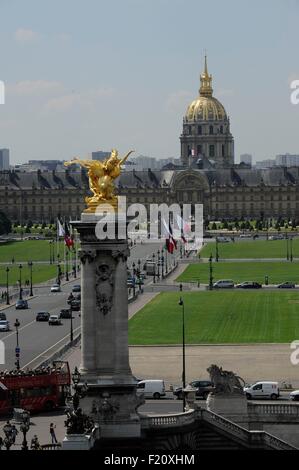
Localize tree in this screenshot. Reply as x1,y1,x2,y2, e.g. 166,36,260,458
0,212,12,235
211,222,217,230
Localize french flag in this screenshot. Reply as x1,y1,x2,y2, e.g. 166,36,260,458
162,219,177,254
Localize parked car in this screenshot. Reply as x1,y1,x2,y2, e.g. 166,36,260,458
59,308,72,319
277,282,296,289
0,320,10,332
15,299,29,310
236,281,262,289
50,284,61,293
217,237,231,243
213,280,234,289
36,311,50,322
0,312,7,321
72,285,81,293
244,381,279,400
290,390,299,401
136,380,166,399
127,278,135,288
173,380,214,400
70,300,80,311
74,293,81,301
48,315,62,325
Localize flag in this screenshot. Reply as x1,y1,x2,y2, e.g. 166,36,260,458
176,214,191,243
162,218,177,253
57,219,65,237
191,148,195,157
64,222,74,250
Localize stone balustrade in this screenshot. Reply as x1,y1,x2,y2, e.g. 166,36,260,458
140,410,195,429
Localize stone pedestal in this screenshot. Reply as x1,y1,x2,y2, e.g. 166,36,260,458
62,427,99,450
207,393,248,427
69,213,142,439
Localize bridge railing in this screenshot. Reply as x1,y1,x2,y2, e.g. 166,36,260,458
248,402,299,417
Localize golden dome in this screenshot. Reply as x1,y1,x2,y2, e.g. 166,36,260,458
185,56,227,122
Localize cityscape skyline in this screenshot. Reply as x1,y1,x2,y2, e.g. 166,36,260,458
0,0,298,164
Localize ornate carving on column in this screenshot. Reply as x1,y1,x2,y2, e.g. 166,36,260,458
95,264,114,316
79,249,97,264
111,248,130,262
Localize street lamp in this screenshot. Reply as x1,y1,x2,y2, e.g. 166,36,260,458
290,237,293,262
20,410,30,451
70,304,74,342
152,253,156,283
49,240,53,265
215,237,219,262
286,234,289,261
18,264,23,300
161,252,165,278
157,250,160,280
180,244,183,259
14,319,20,370
28,261,33,297
6,267,10,305
65,251,69,281
178,297,186,412
209,254,213,290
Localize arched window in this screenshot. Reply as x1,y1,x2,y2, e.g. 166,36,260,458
220,125,223,134
198,125,202,135
222,145,225,157
209,125,213,135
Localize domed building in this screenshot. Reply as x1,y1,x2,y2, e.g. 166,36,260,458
180,57,234,168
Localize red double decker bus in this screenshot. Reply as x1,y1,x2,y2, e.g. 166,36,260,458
0,361,71,415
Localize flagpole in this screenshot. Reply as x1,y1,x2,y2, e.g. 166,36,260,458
64,216,66,281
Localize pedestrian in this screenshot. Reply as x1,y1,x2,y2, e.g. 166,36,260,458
50,423,57,444
30,435,41,450
11,425,18,444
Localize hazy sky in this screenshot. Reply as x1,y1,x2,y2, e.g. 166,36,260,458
0,0,298,164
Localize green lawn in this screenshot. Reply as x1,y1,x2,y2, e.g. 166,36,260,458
0,264,58,286
176,262,299,284
128,291,299,344
200,239,298,259
0,240,79,263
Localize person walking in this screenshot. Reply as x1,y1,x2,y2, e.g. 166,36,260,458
50,423,57,444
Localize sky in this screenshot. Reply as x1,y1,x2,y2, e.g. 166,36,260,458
0,0,298,164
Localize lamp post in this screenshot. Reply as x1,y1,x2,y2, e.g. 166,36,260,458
157,250,160,280
290,237,293,262
49,240,53,265
70,304,74,342
6,267,10,305
65,251,69,281
152,253,156,283
165,249,168,274
161,252,165,278
137,259,142,293
28,261,33,297
178,297,186,412
18,264,23,300
14,319,20,370
286,234,289,261
20,410,30,451
209,254,213,290
180,244,183,259
215,237,219,262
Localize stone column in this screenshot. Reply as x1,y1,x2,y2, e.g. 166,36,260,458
70,214,143,439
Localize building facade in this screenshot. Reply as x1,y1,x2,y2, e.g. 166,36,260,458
1,59,299,223
0,149,9,170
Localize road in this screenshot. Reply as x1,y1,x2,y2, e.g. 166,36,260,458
0,242,180,371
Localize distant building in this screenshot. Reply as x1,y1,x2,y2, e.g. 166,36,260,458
255,159,276,169
276,154,299,167
240,154,252,166
0,149,9,170
92,151,110,161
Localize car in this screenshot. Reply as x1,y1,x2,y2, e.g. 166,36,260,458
74,293,81,301
59,308,72,319
15,299,29,310
72,285,81,293
36,311,50,322
48,315,62,325
0,313,7,321
173,380,214,400
236,281,262,289
239,234,252,238
217,237,231,243
127,278,135,287
50,284,61,293
244,381,279,400
290,390,299,401
0,320,10,332
277,282,296,289
213,280,234,289
70,300,80,311
136,380,166,399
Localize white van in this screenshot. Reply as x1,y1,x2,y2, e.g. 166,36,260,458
136,380,166,399
213,280,234,289
244,381,280,400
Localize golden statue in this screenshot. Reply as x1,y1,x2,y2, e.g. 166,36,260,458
64,149,134,213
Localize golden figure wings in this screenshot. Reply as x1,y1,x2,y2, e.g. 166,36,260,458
64,149,134,213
